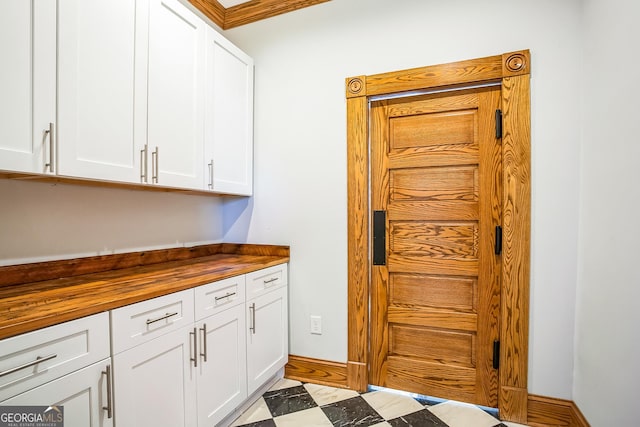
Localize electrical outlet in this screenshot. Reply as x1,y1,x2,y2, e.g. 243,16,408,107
310,315,322,335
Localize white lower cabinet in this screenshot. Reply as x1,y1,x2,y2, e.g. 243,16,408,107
112,325,197,427
113,303,250,427
246,285,289,395
1,360,114,427
0,313,112,427
110,263,288,426
245,264,289,395
197,304,247,426
0,264,288,427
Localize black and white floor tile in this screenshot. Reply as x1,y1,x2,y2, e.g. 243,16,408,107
231,379,529,427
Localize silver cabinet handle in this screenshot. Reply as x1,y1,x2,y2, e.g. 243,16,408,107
146,312,178,325
190,327,197,367
151,146,159,183
102,365,113,419
200,324,207,363
0,354,57,378
214,292,236,302
208,159,214,189
264,277,278,285
249,303,256,334
45,122,54,173
140,144,148,182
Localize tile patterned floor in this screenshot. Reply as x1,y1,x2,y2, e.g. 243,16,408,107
231,379,529,427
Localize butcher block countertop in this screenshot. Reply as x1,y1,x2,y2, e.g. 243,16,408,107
0,244,289,340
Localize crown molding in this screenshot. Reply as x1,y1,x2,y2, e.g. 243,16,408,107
189,0,331,30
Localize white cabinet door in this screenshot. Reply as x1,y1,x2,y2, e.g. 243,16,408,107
246,286,288,395
197,304,247,426
56,0,145,182
147,0,204,189
1,360,114,427
0,312,110,402
204,29,254,195
0,0,55,174
113,326,197,427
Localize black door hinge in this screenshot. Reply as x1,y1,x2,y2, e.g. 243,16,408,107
495,225,503,255
495,109,503,139
373,211,386,265
493,340,500,369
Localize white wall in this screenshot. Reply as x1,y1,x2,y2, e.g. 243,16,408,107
574,0,640,424
0,179,224,265
224,0,583,398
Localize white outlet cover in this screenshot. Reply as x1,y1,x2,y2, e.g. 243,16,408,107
310,315,322,335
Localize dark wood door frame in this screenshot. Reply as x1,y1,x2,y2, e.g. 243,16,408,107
345,50,531,423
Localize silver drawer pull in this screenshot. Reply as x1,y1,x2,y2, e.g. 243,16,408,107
102,365,113,419
214,292,237,302
249,303,256,334
263,277,278,285
0,354,57,378
146,312,179,325
200,324,207,363
140,144,148,182
190,327,198,367
45,122,55,173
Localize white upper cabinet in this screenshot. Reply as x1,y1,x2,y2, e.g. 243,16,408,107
204,30,254,195
0,0,253,195
0,0,55,174
146,0,205,190
57,0,145,182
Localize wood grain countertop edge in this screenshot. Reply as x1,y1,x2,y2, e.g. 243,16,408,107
0,244,290,340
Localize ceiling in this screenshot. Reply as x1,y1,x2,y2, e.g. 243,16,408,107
189,0,331,30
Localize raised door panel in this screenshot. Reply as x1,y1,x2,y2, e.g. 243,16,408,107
147,0,204,189
0,312,110,401
204,30,254,195
1,360,113,427
197,304,247,426
246,286,288,395
57,0,144,182
0,0,55,173
113,326,197,427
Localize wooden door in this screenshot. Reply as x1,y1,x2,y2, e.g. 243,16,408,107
370,86,502,407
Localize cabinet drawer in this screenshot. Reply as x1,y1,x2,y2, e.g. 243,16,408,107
0,312,109,401
195,275,245,321
111,289,194,354
246,264,288,300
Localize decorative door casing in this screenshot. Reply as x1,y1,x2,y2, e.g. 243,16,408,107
345,50,531,423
